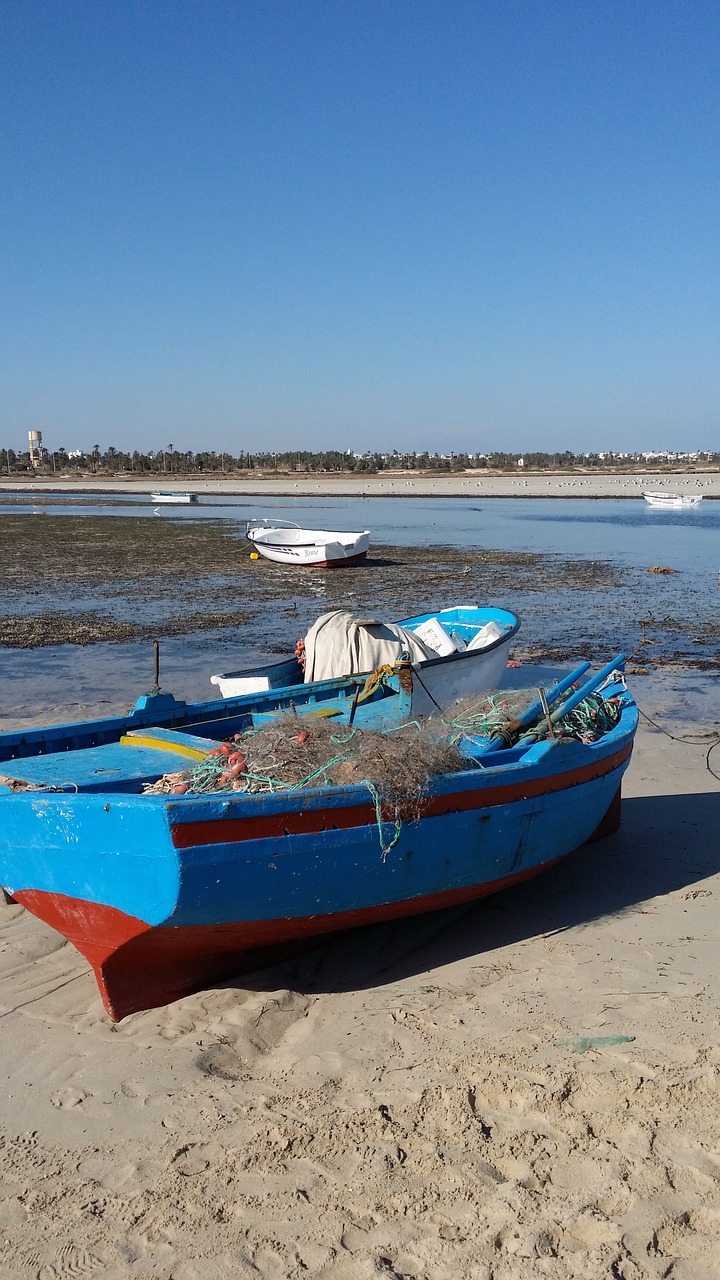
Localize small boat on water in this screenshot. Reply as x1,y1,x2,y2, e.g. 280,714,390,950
150,491,198,505
247,520,370,566
210,605,520,715
0,658,637,1020
642,491,703,509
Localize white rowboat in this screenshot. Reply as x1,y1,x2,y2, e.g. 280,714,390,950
247,521,370,567
642,491,703,509
150,491,198,505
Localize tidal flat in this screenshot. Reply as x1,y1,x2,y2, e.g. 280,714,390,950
0,513,716,671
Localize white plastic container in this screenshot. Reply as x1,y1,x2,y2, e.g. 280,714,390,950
466,620,505,651
209,674,271,696
411,617,458,656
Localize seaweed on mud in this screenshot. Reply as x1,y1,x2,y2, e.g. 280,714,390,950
0,514,716,669
0,514,247,585
638,615,720,641
0,609,251,648
0,517,620,644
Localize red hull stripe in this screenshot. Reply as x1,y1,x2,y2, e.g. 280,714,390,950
171,741,634,849
14,853,568,1021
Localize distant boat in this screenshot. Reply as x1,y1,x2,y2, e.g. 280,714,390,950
150,491,198,505
643,491,703,509
247,521,370,566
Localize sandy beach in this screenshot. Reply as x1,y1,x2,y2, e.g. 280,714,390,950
1,681,719,1279
2,469,720,500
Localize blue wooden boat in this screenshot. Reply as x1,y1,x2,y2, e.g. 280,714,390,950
0,664,414,766
0,606,518,765
0,659,637,1021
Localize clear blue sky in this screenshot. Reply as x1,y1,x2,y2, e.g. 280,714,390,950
1,0,718,455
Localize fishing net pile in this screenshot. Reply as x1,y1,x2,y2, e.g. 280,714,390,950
143,713,466,829
144,682,622,798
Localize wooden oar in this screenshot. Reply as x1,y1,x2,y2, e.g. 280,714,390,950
516,653,626,745
475,660,592,754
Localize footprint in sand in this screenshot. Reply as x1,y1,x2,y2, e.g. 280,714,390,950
50,1087,88,1109
171,1143,212,1176
195,1041,247,1081
37,1243,104,1278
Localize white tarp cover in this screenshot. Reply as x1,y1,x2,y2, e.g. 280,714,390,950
302,610,439,684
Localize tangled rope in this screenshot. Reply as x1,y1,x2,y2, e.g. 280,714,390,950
438,687,543,744
552,693,622,743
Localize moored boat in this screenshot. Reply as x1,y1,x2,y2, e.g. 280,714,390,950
0,658,637,1020
642,490,703,509
247,520,370,566
210,605,520,713
150,491,198,505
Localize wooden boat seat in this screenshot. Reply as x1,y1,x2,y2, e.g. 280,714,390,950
119,726,221,759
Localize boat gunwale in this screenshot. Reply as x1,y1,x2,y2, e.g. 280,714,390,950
0,667,411,761
2,695,637,822
165,735,636,849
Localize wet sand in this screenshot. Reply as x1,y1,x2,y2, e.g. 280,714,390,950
1,679,720,1278
1,508,717,677
0,512,615,651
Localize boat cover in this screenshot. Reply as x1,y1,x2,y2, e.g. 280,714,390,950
303,610,438,683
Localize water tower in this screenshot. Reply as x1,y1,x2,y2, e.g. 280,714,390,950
28,430,43,467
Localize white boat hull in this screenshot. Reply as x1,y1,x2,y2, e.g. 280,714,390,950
210,606,520,710
406,632,515,714
643,491,702,509
151,492,197,505
247,525,370,566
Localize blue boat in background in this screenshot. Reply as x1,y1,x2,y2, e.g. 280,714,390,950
0,658,638,1021
0,605,520,763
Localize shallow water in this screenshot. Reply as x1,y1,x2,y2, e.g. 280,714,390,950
3,488,719,551
1,493,718,728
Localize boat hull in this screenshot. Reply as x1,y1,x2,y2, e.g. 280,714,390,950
1,721,635,1020
643,491,702,508
408,634,512,714
210,605,520,704
13,855,572,1020
151,492,197,504
247,526,370,566
252,544,369,567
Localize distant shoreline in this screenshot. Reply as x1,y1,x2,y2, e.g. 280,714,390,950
1,471,719,500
